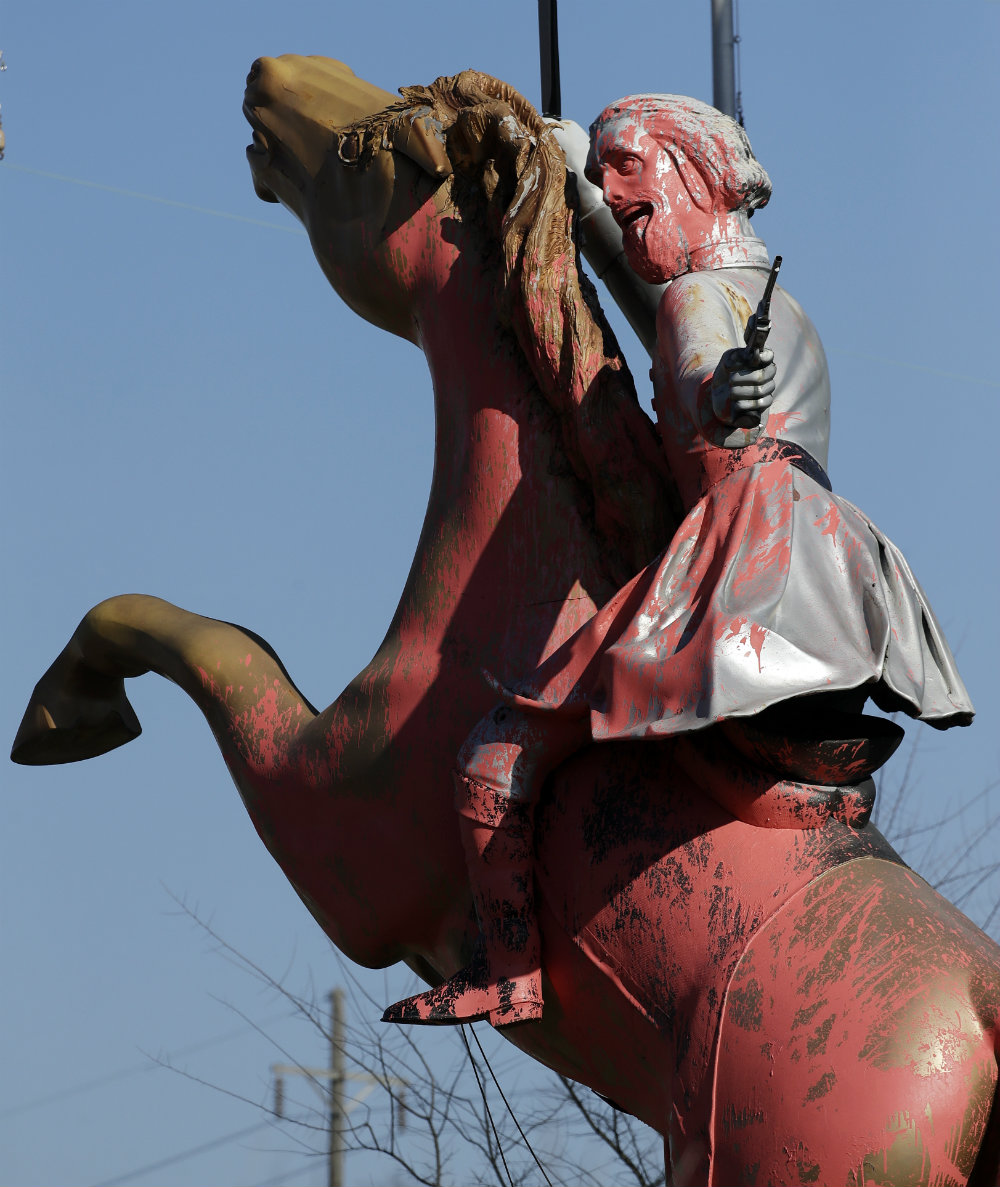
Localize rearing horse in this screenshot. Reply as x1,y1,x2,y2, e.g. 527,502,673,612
13,59,1000,1185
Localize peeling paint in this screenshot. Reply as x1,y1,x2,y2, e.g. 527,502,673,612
13,60,994,1187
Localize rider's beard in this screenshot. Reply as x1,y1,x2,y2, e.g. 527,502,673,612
623,203,691,285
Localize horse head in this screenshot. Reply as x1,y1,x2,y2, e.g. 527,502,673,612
244,55,455,340
244,58,675,584
242,60,562,343
241,58,573,347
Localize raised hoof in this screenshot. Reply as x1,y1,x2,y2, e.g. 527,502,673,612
382,959,543,1029
11,685,142,765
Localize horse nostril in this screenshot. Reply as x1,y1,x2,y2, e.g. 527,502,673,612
247,59,262,87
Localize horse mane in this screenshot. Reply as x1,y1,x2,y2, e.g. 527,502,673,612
348,71,679,585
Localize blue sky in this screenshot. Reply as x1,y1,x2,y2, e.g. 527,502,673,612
3,2,998,1184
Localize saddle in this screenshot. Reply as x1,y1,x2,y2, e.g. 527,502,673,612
677,698,904,829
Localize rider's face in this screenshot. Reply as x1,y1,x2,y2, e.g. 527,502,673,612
587,117,708,284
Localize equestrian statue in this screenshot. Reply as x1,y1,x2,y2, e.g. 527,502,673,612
12,56,997,1185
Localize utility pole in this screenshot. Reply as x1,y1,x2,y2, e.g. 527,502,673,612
272,988,407,1187
710,0,737,119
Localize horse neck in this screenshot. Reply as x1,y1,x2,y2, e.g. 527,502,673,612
244,234,618,968
374,251,616,700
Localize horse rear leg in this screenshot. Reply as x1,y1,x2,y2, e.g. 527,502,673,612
711,857,1000,1186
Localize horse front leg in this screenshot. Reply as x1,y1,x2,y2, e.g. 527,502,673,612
11,594,317,769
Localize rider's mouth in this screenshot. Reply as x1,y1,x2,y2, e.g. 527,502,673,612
615,203,652,242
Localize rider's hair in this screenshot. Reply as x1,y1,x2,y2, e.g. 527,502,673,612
381,71,679,585
591,94,771,215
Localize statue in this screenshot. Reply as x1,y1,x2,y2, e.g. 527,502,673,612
12,57,999,1185
382,92,974,1032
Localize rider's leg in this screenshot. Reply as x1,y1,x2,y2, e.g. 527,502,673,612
383,704,590,1028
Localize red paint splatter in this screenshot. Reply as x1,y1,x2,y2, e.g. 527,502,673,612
748,623,768,671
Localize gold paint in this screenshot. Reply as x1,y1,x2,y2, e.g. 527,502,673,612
854,1111,936,1187
719,280,753,330
946,1057,999,1179
859,983,984,1077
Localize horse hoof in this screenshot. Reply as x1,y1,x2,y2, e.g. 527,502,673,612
11,685,142,765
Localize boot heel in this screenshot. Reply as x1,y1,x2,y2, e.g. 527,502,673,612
486,970,543,1028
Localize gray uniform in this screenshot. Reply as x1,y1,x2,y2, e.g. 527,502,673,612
510,238,974,739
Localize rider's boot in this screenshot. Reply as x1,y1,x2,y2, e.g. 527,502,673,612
382,773,542,1029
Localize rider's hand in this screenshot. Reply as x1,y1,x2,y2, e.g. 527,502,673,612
710,347,777,433
543,118,604,218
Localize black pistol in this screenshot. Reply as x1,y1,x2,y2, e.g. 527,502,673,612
743,255,782,362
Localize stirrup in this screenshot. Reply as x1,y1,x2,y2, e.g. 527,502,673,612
382,949,542,1029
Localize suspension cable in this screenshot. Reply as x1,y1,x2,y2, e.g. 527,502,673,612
466,1024,555,1187
459,1025,515,1187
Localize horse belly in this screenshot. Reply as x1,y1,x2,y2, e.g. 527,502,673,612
711,857,1000,1186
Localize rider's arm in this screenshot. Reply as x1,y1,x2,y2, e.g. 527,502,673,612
654,273,772,451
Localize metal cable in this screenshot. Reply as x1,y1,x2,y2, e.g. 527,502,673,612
459,1025,514,1187
468,1024,555,1187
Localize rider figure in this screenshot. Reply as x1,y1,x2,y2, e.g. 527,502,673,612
384,94,973,1030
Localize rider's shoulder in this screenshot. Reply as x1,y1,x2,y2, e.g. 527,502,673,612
657,269,740,347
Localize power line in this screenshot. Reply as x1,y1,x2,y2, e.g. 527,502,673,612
3,161,305,234
828,348,1000,391
90,1118,275,1187
0,1011,294,1121
249,1158,323,1187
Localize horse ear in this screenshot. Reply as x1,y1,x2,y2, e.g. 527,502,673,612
391,112,453,179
